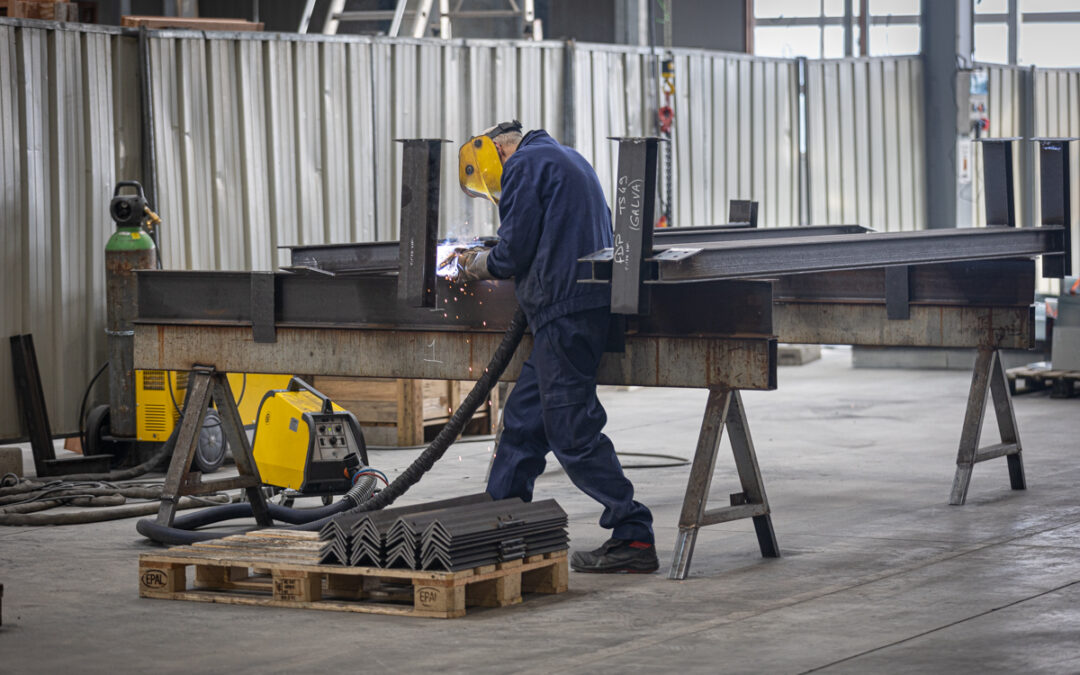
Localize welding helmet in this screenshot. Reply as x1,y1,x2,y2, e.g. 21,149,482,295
459,120,522,204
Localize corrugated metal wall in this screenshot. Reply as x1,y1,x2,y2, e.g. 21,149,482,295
147,32,567,270
4,18,1077,440
1,22,141,441
805,57,925,232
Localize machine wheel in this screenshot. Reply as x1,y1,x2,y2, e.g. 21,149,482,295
85,404,128,467
193,409,227,473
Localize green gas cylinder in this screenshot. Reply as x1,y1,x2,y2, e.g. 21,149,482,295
105,181,158,439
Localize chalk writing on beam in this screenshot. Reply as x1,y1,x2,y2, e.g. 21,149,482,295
424,338,443,364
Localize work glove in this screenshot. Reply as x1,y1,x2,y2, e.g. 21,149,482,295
450,247,494,285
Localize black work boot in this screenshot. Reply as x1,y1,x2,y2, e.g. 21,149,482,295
570,538,659,574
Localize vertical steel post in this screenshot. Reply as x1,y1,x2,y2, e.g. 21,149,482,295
978,138,1017,227
397,139,448,308
1036,138,1074,279
609,136,660,315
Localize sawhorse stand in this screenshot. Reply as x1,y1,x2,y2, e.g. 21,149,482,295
670,388,780,580
949,347,1026,505
155,365,272,528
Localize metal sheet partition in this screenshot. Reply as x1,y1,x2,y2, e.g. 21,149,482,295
670,49,800,228
0,22,139,440
804,57,925,232
571,44,800,229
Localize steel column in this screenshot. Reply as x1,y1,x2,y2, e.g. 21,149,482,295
979,139,1017,227
609,137,660,315
1036,138,1074,278
397,139,447,308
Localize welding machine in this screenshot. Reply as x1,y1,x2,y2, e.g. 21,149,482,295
252,377,369,495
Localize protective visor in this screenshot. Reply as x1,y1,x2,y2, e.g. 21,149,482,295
459,135,504,204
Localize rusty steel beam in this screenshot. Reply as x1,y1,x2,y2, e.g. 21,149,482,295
132,324,777,391
774,303,1034,350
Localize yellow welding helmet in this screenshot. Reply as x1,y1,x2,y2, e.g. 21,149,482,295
459,120,522,204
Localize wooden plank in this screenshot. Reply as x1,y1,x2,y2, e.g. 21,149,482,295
397,379,425,446
120,15,264,31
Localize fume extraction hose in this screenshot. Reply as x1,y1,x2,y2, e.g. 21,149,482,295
135,307,529,545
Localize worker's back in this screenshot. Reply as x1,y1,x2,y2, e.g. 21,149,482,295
487,129,612,330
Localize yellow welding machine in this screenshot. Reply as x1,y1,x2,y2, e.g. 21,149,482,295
252,377,369,494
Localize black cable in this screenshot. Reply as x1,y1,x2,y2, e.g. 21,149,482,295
615,451,689,469
136,308,529,545
78,361,110,451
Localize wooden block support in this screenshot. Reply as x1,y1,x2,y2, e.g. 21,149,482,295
522,554,569,594
273,571,321,603
139,562,186,596
412,580,466,618
467,573,522,608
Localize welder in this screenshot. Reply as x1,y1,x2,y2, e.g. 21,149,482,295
454,121,657,573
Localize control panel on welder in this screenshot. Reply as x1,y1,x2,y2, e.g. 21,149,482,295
313,416,360,462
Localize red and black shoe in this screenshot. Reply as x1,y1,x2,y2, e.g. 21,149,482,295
570,538,659,574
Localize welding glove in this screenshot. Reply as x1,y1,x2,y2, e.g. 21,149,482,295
451,247,495,285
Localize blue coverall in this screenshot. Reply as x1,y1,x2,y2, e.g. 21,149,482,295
483,130,655,544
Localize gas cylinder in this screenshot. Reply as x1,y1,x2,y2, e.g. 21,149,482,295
105,181,157,438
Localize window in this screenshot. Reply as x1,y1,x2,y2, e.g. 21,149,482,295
752,0,918,58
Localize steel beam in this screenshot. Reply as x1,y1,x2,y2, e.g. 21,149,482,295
132,324,777,391
1035,138,1075,278
283,241,400,275
774,303,1034,350
397,139,447,308
770,259,1035,307
648,227,1064,283
610,137,660,315
137,272,773,338
978,138,1018,227
583,225,875,279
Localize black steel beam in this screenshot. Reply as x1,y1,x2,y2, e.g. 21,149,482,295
136,271,773,338
610,137,660,315
1035,138,1074,278
283,241,399,275
978,138,1018,227
771,259,1035,307
647,226,1065,283
397,139,447,308
582,225,875,279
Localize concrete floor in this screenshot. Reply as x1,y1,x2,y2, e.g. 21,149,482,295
2,347,1079,674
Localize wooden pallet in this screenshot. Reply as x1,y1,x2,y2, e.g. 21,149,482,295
139,530,568,619
1007,367,1080,398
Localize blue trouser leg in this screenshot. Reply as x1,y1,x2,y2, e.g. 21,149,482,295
486,308,654,544
487,359,548,502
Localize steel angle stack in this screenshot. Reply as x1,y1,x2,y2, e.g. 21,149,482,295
318,495,569,571
317,493,493,565
419,500,568,571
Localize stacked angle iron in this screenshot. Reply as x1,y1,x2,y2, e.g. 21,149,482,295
318,494,569,571
318,493,493,565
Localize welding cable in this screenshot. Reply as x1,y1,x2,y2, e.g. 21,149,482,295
0,494,229,526
0,431,178,494
77,361,110,451
135,307,529,545
614,451,690,469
